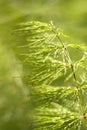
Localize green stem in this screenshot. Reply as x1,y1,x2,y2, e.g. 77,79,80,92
51,23,86,119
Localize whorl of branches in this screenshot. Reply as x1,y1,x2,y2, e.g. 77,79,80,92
14,21,87,130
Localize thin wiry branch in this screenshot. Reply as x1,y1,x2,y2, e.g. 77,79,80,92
14,21,87,130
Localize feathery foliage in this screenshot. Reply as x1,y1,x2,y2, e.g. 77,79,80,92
14,21,87,130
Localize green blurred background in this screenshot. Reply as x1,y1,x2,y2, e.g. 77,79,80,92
0,0,87,129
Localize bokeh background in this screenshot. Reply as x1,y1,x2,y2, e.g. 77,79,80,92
0,0,87,129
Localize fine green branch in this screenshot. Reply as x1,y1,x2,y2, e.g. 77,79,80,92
14,21,87,130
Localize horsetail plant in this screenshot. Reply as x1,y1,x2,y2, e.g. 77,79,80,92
14,21,87,130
